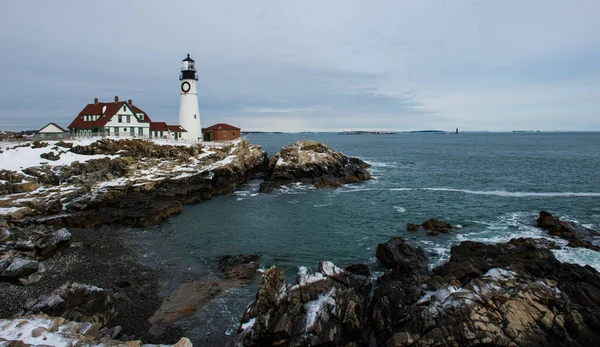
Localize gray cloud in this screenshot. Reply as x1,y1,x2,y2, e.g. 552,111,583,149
1,0,600,132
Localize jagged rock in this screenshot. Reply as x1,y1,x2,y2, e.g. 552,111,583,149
149,281,221,337
375,237,429,276
345,263,370,277
40,151,61,161
537,210,600,251
233,263,372,346
406,223,420,231
259,141,371,192
371,237,600,346
0,258,39,279
3,139,269,228
24,282,114,325
234,236,600,347
433,238,560,283
0,315,192,346
0,259,10,273
217,254,260,280
406,218,458,235
14,239,35,251
34,228,71,260
0,228,11,242
1,206,31,220
30,141,49,149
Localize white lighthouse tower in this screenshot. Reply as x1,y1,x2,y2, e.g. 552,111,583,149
178,54,202,143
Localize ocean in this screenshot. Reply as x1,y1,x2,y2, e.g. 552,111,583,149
123,132,600,344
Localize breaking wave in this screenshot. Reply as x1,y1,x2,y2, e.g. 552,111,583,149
338,186,600,198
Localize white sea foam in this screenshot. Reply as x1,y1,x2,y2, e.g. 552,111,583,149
421,188,600,198
553,248,600,271
393,206,406,213
336,187,600,198
365,161,398,168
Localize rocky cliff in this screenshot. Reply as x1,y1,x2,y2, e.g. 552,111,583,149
232,236,600,346
0,139,268,228
259,141,371,192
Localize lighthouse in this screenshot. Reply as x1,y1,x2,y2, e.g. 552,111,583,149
178,54,202,143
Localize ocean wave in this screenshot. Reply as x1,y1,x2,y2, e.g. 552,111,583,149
393,206,406,213
553,248,600,271
337,187,600,197
421,188,600,197
365,161,399,168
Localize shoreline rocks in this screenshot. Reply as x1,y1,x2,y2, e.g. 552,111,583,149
233,236,600,346
2,139,269,228
537,210,600,251
259,141,371,193
406,218,459,236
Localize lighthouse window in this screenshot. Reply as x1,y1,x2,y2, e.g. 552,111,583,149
194,114,196,119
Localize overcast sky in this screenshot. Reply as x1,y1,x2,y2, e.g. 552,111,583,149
1,0,599,132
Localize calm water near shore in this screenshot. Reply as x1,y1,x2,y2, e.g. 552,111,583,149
124,132,600,345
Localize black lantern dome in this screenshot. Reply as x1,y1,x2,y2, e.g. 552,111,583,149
180,54,198,80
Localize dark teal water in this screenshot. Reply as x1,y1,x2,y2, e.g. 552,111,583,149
125,132,600,343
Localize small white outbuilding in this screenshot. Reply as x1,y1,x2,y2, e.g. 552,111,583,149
38,122,68,140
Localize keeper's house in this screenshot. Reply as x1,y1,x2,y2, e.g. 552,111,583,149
68,96,151,138
68,96,187,140
202,123,241,141
38,122,68,140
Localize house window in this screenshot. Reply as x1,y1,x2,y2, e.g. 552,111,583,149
232,131,236,136
138,127,143,136
114,127,119,134
140,114,144,120
126,115,131,123
123,128,127,132
118,115,122,123
123,105,126,112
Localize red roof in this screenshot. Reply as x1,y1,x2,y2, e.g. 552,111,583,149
167,125,187,132
203,123,241,131
150,122,168,131
68,100,151,130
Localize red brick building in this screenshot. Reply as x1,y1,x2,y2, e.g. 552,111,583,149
202,123,241,141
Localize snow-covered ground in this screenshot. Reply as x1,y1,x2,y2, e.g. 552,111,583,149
0,137,260,219
0,137,242,174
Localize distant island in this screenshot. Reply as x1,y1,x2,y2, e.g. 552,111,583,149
339,131,396,135
403,130,447,134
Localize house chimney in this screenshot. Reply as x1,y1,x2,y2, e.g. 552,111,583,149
128,99,133,105
94,98,99,104
114,96,119,102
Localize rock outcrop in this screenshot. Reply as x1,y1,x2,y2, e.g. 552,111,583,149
0,315,192,347
231,261,372,346
1,226,71,285
537,210,600,251
233,237,600,347
149,281,221,338
406,218,459,235
259,141,371,192
2,139,269,228
23,282,115,325
217,254,260,280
